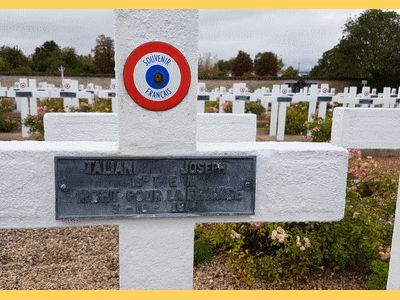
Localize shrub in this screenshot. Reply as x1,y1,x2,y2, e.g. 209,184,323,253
367,259,389,290
304,117,332,142
245,100,266,116
194,240,214,265
302,103,337,142
92,98,112,112
36,98,65,112
285,102,309,135
222,101,232,113
23,114,44,139
204,101,219,113
0,98,19,132
219,100,266,115
195,151,397,287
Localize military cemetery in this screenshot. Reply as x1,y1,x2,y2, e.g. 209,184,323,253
0,9,400,290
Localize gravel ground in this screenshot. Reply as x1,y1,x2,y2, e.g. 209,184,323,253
0,127,398,290
0,225,372,290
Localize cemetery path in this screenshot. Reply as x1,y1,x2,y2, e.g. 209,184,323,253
256,128,308,142
0,130,37,141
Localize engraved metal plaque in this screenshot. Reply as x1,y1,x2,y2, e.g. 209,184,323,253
16,92,33,97
55,156,256,220
197,95,210,101
108,92,116,97
60,92,77,98
396,99,400,104
317,96,332,102
359,99,373,104
235,95,250,101
277,97,292,102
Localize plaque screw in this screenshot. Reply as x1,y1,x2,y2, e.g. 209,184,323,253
245,182,251,188
60,184,67,192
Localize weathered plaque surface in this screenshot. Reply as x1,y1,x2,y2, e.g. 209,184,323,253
55,156,256,220
359,99,373,104
60,92,77,98
197,95,210,101
235,95,250,101
277,97,292,102
108,92,116,97
317,96,332,102
16,92,33,97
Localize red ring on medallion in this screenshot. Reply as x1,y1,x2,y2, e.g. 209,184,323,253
123,41,191,111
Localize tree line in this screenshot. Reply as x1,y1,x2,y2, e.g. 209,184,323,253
199,9,400,89
0,35,115,75
198,51,299,78
310,9,400,89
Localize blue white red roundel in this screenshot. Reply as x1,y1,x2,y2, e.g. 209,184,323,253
124,41,191,111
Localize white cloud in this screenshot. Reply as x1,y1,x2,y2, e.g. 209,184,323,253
199,9,368,71
0,9,114,56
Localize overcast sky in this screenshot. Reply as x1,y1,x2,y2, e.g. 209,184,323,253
0,9,394,72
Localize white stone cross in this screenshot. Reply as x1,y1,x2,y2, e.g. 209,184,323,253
0,9,348,290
